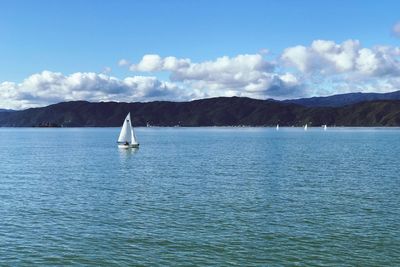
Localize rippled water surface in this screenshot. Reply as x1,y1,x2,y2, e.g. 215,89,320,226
1,127,400,266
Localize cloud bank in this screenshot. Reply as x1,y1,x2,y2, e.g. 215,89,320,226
130,53,302,98
0,71,185,109
1,38,400,109
281,40,400,95
282,40,400,77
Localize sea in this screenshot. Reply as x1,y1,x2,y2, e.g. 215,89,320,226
0,127,399,266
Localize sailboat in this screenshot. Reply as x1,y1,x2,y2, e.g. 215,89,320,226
117,112,139,148
304,124,308,131
276,124,279,130
323,124,327,131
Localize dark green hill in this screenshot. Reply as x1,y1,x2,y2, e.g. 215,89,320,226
0,97,399,127
284,90,400,107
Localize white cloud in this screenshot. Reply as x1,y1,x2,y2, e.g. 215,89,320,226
0,71,187,109
280,39,400,96
282,40,360,74
130,54,163,72
128,53,303,99
328,77,400,95
118,59,130,67
280,45,309,72
393,22,400,38
3,40,400,109
129,54,191,72
281,39,400,77
1,54,306,109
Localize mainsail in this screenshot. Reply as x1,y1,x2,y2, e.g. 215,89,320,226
118,113,137,144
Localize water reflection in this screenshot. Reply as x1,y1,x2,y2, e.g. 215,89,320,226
118,147,139,160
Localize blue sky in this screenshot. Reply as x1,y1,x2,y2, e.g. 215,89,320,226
1,0,400,108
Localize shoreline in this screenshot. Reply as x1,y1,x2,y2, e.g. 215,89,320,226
2,126,400,129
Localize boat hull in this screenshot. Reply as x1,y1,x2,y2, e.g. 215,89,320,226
118,143,139,149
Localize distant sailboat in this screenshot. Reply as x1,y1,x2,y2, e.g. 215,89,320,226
323,124,327,131
276,124,279,130
117,113,139,148
304,124,308,131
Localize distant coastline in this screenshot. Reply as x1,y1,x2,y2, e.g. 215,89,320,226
1,93,400,127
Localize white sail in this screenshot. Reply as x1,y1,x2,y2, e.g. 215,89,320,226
118,113,132,143
304,124,308,131
118,113,139,148
131,122,138,145
276,124,279,130
323,124,327,131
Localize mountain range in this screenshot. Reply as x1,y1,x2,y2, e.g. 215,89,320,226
1,91,400,127
283,90,400,107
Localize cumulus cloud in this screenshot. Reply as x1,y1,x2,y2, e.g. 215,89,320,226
1,53,307,109
0,71,187,109
3,40,400,109
281,39,400,77
118,59,130,67
128,53,303,99
280,39,400,96
129,54,191,72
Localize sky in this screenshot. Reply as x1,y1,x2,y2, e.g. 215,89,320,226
1,0,400,109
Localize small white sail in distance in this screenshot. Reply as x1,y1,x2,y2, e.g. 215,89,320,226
118,113,139,148
304,124,308,131
323,124,327,131
276,124,279,130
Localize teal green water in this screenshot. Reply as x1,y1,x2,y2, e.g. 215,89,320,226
1,127,400,266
